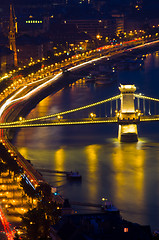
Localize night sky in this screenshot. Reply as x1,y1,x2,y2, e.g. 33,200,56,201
0,0,158,8
0,0,159,19
0,0,158,5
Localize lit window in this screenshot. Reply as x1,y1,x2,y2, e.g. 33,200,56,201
124,228,128,232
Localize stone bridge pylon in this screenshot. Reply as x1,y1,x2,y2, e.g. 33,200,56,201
118,84,140,142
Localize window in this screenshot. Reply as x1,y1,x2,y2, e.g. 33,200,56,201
124,228,128,232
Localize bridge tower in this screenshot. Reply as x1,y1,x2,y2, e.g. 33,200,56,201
9,4,18,67
118,84,139,142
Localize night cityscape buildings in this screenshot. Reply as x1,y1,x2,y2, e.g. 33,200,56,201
0,0,159,72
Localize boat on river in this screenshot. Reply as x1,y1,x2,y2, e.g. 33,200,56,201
66,171,82,180
101,201,119,212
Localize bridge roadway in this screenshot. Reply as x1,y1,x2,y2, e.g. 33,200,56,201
140,115,159,122
0,117,118,128
0,115,159,129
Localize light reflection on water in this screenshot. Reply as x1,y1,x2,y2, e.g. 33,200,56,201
16,140,159,229
112,142,145,220
14,52,159,231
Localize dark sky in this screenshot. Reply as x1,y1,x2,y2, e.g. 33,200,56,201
0,0,159,6
0,0,159,18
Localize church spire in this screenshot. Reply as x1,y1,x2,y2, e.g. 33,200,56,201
9,4,18,67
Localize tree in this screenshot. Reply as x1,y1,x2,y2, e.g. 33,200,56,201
36,182,52,202
22,208,51,240
21,198,62,239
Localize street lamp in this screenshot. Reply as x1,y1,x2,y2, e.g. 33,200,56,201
90,113,96,120
57,115,63,121
96,34,102,40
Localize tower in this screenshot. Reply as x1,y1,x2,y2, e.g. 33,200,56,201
118,85,138,142
9,4,18,67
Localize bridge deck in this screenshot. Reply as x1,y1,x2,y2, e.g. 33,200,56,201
140,115,159,121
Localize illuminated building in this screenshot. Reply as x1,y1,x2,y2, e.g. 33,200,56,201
111,13,124,35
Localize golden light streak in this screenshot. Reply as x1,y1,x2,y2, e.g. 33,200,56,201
85,145,100,201
54,149,65,171
112,143,145,206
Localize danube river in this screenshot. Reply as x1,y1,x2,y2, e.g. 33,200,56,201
14,51,159,231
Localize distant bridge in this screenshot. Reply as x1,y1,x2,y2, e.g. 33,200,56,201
1,84,159,142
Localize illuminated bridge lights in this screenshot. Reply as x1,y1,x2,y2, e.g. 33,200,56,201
1,94,121,126
1,92,159,129
90,113,96,119
135,94,159,102
118,118,140,124
0,117,118,128
140,116,159,122
57,115,63,121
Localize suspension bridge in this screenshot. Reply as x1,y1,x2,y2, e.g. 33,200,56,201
1,84,159,142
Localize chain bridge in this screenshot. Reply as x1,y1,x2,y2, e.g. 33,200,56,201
1,84,159,142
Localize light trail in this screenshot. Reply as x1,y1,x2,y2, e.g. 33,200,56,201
126,39,159,51
0,86,27,119
68,54,110,72
0,72,63,119
0,207,14,240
